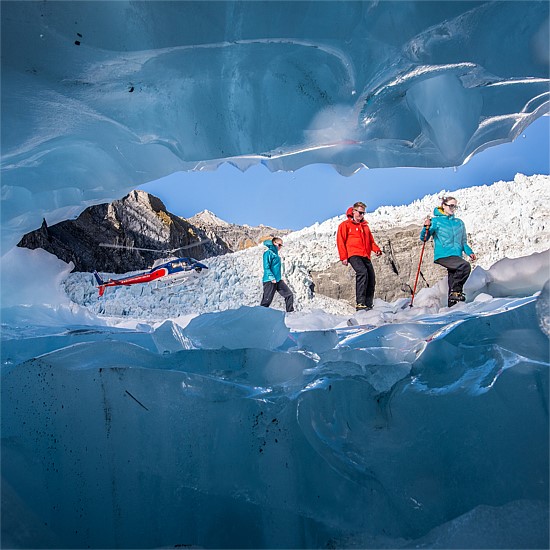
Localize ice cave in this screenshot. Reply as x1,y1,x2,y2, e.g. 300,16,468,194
1,0,549,249
1,1,549,549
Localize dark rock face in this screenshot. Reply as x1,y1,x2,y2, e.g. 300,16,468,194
17,190,292,275
311,225,449,304
17,190,225,273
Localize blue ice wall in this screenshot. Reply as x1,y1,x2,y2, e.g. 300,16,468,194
2,301,548,548
1,1,549,249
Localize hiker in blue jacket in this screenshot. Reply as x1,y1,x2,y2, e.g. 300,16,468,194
421,196,476,307
260,237,294,312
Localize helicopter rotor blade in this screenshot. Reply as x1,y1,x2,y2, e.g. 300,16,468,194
167,239,211,253
99,239,211,254
99,243,164,253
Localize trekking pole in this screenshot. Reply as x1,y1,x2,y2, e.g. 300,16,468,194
410,219,430,307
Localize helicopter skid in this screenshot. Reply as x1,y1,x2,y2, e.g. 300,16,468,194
152,273,194,291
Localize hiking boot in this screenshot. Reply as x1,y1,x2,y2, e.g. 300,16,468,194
449,291,466,302
356,304,373,311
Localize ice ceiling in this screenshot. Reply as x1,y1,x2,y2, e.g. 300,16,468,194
1,1,549,249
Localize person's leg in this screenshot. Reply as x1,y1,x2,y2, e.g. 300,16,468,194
276,280,294,312
348,256,369,307
364,258,376,308
435,257,455,306
435,256,472,305
451,260,472,293
260,281,276,307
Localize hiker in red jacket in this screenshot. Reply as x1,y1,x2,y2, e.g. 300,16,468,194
337,201,382,311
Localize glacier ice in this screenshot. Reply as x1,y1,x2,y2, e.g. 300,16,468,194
1,1,549,249
465,250,550,300
181,305,290,350
2,301,548,548
1,1,549,546
1,248,549,549
537,280,550,337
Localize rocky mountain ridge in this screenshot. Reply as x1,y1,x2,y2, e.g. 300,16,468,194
17,191,289,273
189,210,291,254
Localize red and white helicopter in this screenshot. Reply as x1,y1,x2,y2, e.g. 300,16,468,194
93,242,209,297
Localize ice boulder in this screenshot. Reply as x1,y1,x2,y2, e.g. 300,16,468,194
152,319,195,353
465,249,550,299
182,306,290,350
291,329,339,354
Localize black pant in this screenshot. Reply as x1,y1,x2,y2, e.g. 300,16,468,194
435,256,471,295
261,280,294,312
348,256,376,307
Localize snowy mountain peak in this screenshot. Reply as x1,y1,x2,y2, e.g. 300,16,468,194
189,210,231,227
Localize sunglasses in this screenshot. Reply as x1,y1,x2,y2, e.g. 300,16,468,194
276,243,283,247
444,203,458,210
354,210,366,216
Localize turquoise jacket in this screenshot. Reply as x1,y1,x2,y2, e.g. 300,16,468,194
420,207,474,261
262,240,282,283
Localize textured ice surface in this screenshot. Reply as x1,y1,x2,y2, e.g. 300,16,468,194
1,1,549,248
181,306,290,350
401,500,549,549
537,280,550,337
465,250,550,300
2,251,549,549
2,296,548,549
1,2,549,546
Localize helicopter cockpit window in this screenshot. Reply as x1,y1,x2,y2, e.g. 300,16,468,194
171,260,189,269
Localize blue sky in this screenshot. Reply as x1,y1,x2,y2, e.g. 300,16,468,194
140,115,549,230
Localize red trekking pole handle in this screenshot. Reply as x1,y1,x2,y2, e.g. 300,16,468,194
410,223,430,307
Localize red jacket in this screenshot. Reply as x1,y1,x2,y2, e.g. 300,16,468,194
337,207,381,261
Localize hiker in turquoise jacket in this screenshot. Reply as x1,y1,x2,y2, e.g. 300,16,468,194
420,196,476,307
260,237,294,312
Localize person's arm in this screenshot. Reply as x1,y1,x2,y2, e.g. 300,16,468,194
336,223,349,264
420,217,433,241
369,229,382,257
461,222,475,260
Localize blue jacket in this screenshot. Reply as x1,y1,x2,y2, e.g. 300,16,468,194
262,240,282,283
420,207,474,261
